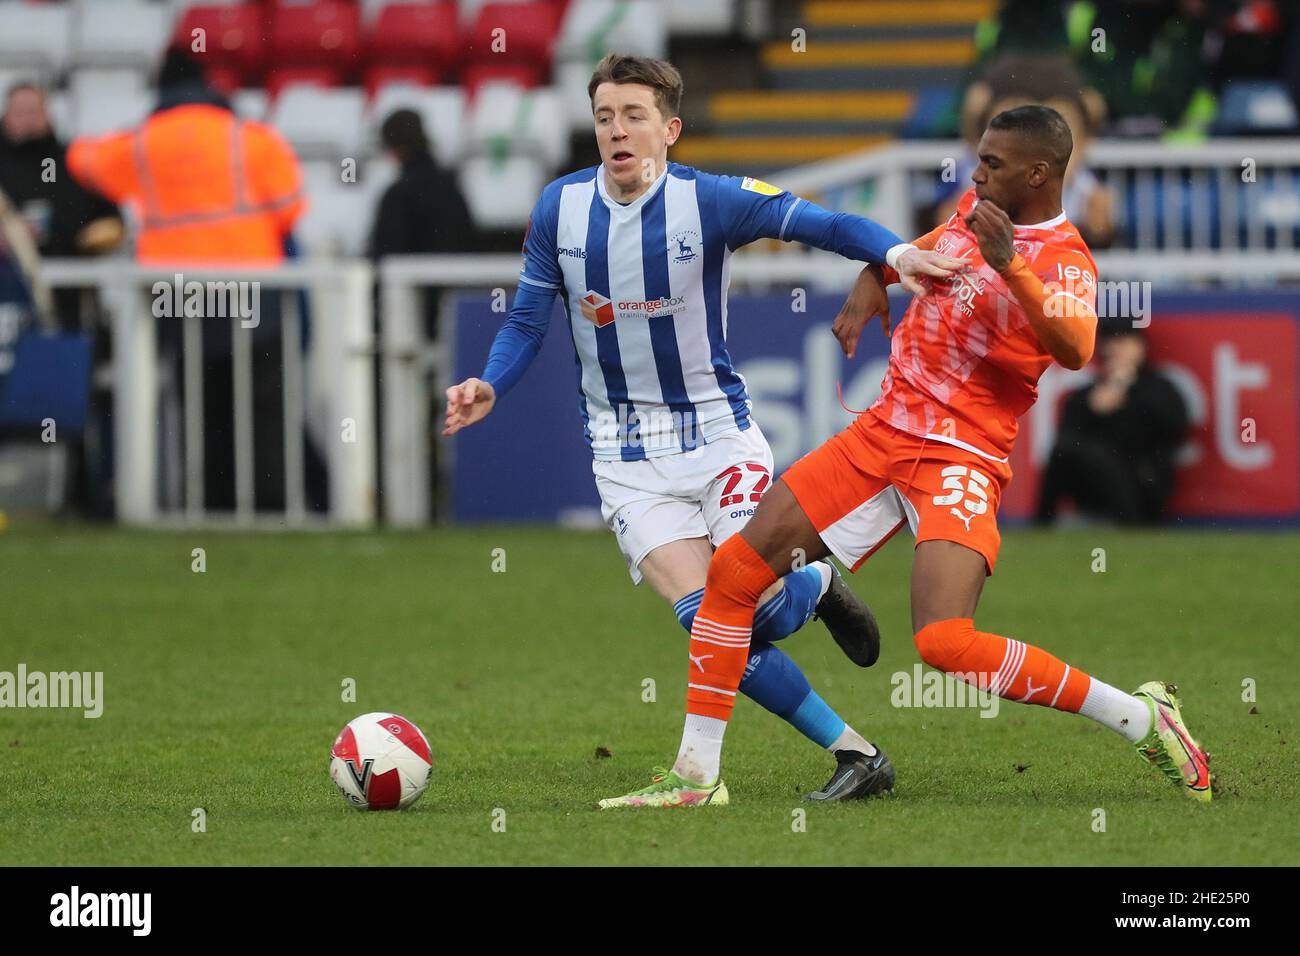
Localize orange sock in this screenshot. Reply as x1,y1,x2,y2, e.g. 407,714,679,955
913,618,1092,712
686,535,777,721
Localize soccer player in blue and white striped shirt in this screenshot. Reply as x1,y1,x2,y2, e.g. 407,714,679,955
445,54,964,804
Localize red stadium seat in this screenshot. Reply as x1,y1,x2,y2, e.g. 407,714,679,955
173,4,265,84
368,2,459,77
463,2,561,81
205,65,244,98
269,0,361,72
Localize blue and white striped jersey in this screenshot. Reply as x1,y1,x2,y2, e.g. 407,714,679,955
482,162,903,461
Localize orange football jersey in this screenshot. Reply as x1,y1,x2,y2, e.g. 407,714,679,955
870,188,1098,460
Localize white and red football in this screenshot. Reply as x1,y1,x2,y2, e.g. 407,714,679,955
330,712,433,811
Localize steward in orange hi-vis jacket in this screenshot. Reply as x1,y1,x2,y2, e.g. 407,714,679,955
67,54,304,264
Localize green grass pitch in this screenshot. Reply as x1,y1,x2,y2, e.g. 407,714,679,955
1,525,1297,866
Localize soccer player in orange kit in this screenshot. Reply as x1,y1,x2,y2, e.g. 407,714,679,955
599,105,1213,809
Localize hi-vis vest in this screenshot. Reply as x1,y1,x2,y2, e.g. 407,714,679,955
68,104,305,263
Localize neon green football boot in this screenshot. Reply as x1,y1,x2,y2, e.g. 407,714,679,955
1133,681,1213,802
597,767,729,809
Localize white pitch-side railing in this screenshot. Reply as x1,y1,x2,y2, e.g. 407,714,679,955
40,260,375,528
35,242,1300,530
769,138,1300,254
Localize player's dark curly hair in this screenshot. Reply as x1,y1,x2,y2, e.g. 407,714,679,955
587,53,684,119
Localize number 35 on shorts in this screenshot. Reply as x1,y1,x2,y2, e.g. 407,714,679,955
932,465,991,528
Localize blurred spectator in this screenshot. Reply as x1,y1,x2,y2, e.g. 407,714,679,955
973,0,1070,61
369,109,474,518
1071,0,1291,134
1287,5,1300,117
66,51,303,264
0,81,123,327
369,109,474,263
0,182,49,341
1036,323,1189,526
1,183,85,519
64,50,318,514
937,55,1115,248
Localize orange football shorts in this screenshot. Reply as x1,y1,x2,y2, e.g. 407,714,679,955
781,412,1013,575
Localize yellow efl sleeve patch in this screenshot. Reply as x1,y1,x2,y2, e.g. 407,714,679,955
740,177,783,196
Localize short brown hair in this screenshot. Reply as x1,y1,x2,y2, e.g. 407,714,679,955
587,53,683,119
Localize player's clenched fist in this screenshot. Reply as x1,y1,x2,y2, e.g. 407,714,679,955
964,199,1015,272
443,377,497,436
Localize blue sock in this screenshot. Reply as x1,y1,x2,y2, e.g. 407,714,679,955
674,588,846,749
752,563,825,643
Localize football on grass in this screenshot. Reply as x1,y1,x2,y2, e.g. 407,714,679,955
330,712,433,810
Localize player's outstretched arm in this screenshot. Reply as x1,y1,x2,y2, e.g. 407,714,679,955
443,378,497,436
715,176,964,291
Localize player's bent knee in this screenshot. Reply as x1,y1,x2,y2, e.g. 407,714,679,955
707,533,779,602
912,618,979,671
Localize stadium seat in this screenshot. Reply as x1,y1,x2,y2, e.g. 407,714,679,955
363,154,402,204
459,153,547,228
457,0,540,25
46,92,75,139
666,0,734,36
167,0,248,12
460,63,546,95
554,0,667,61
68,70,149,130
465,82,565,169
296,159,384,256
232,88,270,121
72,0,170,70
554,59,596,132
69,85,150,139
172,4,265,84
367,84,467,169
205,65,246,97
0,3,73,75
270,1,363,72
266,67,346,97
362,66,439,98
269,85,367,160
367,2,460,81
463,2,562,82
69,68,149,98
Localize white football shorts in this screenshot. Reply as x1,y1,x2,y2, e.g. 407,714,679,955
592,420,775,585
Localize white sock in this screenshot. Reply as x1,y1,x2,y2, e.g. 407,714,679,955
673,714,727,784
828,725,876,757
1079,679,1152,743
811,560,833,600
